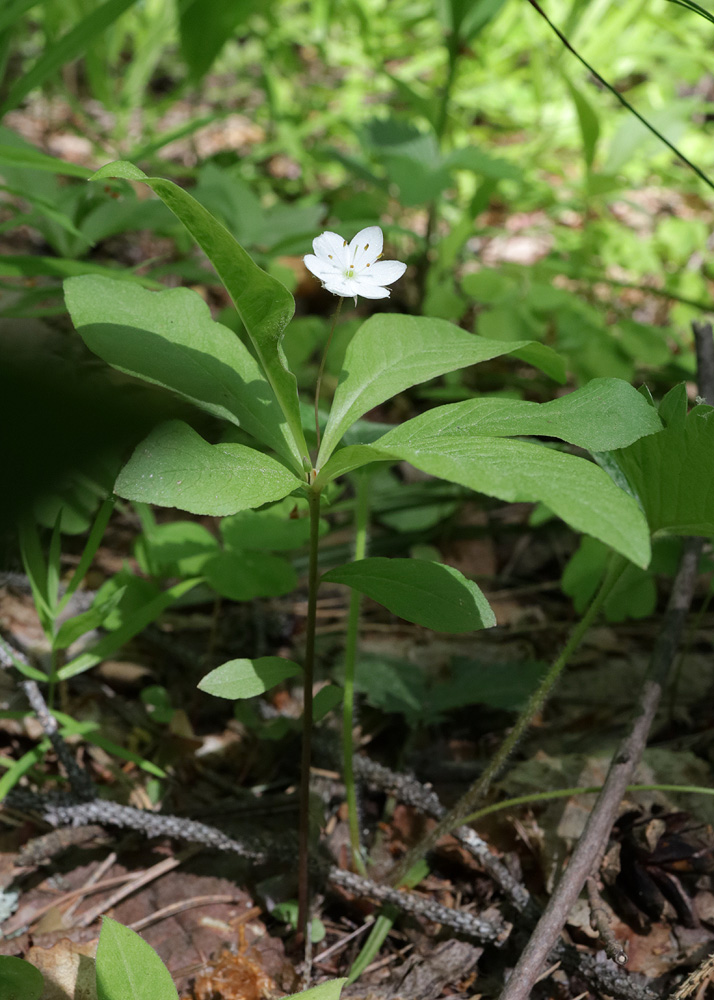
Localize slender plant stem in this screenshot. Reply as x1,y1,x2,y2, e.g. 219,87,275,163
389,551,627,886
297,485,323,938
314,297,343,453
342,472,371,876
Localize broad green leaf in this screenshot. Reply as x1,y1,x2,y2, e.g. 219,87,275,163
0,955,44,1000
376,432,651,567
115,421,302,516
0,143,92,178
96,917,178,1000
203,550,298,600
221,499,324,551
135,521,219,577
0,0,141,115
64,276,299,468
323,557,496,633
284,979,347,1000
199,656,302,699
378,378,662,452
58,578,200,680
316,315,565,466
562,536,657,622
611,403,714,536
90,162,307,462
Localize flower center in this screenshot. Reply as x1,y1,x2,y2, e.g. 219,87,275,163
345,267,355,278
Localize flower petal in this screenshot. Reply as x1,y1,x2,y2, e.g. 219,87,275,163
349,226,383,270
322,274,358,298
304,254,342,280
313,231,349,265
363,259,407,286
353,282,390,300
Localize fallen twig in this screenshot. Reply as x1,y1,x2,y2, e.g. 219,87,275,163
586,875,627,967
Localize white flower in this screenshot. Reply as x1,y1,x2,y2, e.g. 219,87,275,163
304,226,406,303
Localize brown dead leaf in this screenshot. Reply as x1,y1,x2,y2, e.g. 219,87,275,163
25,937,98,1000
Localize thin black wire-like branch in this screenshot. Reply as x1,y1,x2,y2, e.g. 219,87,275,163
524,0,714,194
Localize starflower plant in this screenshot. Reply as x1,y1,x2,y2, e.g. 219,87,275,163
63,158,666,951
304,226,406,303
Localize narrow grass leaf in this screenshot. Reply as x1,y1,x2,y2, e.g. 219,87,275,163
0,0,141,115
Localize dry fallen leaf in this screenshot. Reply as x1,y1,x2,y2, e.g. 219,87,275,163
25,937,98,1000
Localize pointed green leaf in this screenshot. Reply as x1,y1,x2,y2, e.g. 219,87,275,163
114,421,302,516
65,276,300,468
90,162,307,461
317,315,565,466
323,557,496,633
376,432,651,567
199,656,302,699
53,586,126,650
284,980,347,1000
611,403,714,536
136,521,219,577
96,917,178,1000
0,956,44,1000
378,378,662,452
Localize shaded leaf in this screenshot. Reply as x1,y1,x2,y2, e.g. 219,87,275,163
323,557,496,633
65,276,298,466
0,956,44,1000
90,162,307,461
114,421,301,516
